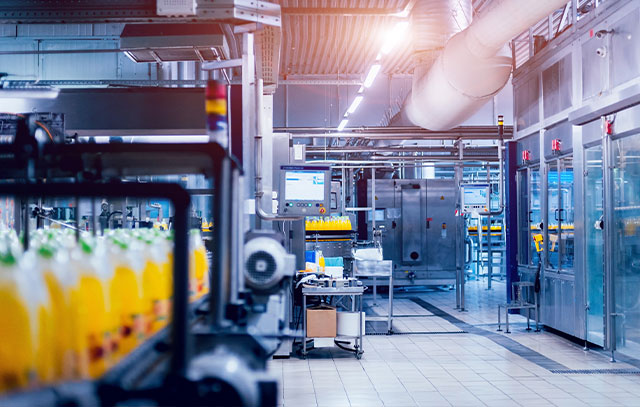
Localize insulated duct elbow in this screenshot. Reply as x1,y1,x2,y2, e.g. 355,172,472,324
406,31,512,131
407,0,569,131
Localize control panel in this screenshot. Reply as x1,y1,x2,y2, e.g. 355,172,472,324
278,165,331,216
460,184,491,214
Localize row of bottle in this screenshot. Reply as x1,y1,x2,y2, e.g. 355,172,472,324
0,228,209,394
305,216,353,231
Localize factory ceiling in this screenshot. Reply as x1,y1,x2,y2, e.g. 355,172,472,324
273,0,587,78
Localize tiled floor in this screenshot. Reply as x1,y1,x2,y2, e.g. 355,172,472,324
271,279,640,406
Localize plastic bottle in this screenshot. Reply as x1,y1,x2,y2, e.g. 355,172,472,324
317,250,325,274
38,243,76,381
139,233,169,335
160,232,174,323
0,246,35,392
108,236,145,359
69,237,111,378
189,230,209,300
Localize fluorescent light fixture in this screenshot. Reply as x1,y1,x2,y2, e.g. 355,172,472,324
0,88,60,99
358,86,364,93
363,64,381,88
347,95,364,115
337,119,349,131
380,21,410,54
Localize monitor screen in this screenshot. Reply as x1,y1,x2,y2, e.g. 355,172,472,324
285,170,325,201
463,186,488,205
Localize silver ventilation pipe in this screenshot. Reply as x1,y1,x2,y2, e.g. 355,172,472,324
406,0,569,131
378,0,471,150
410,0,472,91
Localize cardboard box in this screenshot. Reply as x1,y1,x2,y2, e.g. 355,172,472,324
306,304,337,338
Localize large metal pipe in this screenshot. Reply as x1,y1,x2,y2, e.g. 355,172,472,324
407,0,568,131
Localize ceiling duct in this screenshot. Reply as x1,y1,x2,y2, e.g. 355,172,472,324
378,0,471,146
410,0,472,92
120,24,228,63
406,0,569,131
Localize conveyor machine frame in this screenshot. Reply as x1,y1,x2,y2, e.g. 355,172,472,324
0,140,281,406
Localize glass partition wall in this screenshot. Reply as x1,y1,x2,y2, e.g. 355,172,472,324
611,134,640,358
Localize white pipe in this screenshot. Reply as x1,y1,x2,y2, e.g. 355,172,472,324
407,0,568,131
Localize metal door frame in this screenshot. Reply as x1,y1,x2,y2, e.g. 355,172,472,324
602,116,616,357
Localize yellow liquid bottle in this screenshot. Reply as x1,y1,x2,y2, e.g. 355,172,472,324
194,234,209,298
70,239,110,379
108,240,144,360
0,250,33,393
140,236,168,335
39,245,75,381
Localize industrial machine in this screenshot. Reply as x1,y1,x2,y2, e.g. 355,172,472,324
0,114,291,406
366,179,461,286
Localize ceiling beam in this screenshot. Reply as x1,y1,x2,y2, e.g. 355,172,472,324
281,7,405,17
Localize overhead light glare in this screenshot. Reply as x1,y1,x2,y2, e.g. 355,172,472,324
347,95,364,115
358,86,364,93
380,21,410,54
337,119,349,131
363,64,381,88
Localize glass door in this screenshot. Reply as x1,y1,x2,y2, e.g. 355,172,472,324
585,145,604,346
546,157,574,273
517,169,530,266
611,134,640,357
530,168,542,266
559,158,574,270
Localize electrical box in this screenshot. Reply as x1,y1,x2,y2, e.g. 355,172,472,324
460,184,491,214
156,0,196,16
278,165,331,216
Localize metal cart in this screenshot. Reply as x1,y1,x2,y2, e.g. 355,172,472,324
302,286,365,359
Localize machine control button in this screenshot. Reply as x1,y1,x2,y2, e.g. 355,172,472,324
319,207,326,214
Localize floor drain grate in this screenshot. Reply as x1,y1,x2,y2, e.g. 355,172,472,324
550,369,640,375
366,330,467,336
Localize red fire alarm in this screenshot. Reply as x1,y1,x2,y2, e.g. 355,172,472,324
552,139,562,152
522,150,531,162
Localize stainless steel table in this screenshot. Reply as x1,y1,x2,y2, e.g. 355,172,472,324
301,286,365,359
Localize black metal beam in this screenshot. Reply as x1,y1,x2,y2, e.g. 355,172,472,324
0,87,207,136
0,0,281,26
0,0,156,23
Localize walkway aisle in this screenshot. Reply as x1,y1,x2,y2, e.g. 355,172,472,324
271,280,640,407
